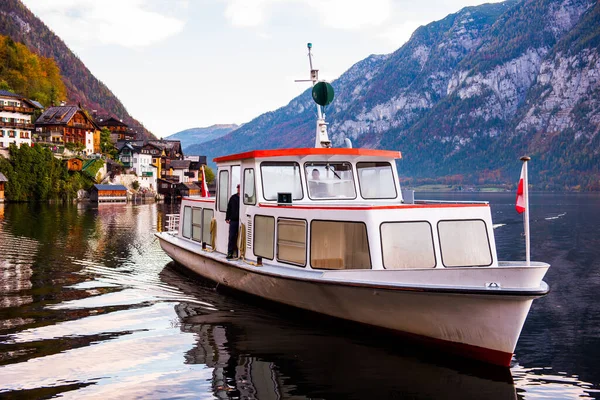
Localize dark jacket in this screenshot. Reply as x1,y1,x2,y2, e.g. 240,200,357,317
226,193,240,221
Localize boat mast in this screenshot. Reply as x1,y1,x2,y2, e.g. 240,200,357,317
296,43,331,148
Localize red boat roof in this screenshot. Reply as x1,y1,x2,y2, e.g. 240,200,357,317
213,148,402,163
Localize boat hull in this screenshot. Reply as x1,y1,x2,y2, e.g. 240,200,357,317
157,233,543,367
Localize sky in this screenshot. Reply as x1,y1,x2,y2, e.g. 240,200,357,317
20,0,501,138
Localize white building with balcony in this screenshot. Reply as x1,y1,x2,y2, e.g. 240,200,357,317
0,90,41,149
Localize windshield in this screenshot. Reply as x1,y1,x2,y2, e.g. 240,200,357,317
305,162,356,199
356,162,397,199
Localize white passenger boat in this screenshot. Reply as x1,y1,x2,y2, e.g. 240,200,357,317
156,44,549,367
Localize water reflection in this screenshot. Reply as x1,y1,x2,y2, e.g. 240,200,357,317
161,265,518,400
0,200,598,399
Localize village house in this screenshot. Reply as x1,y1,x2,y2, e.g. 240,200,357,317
184,155,207,181
167,159,192,183
35,105,99,156
95,115,136,143
65,157,83,171
90,184,128,203
0,172,7,202
0,90,41,149
147,140,184,181
175,182,201,197
117,141,159,190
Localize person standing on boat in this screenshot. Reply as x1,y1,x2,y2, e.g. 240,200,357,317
225,184,240,259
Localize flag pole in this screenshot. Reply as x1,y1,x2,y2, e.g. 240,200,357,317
521,156,531,266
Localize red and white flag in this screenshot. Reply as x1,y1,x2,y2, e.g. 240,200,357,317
201,165,209,197
515,163,526,214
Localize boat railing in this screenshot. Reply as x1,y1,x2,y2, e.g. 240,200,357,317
414,199,489,205
165,214,180,234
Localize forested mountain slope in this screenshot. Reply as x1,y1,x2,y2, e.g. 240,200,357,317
0,0,152,137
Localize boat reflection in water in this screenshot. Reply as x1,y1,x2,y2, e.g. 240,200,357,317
161,264,518,400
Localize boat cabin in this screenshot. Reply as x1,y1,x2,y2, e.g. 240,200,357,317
178,148,498,272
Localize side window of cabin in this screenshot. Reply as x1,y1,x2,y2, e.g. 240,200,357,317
438,220,492,267
356,162,397,199
243,168,256,205
182,206,192,239
254,215,275,259
380,222,435,269
260,162,303,201
218,170,229,212
203,209,214,244
310,221,371,270
192,207,203,242
277,218,306,266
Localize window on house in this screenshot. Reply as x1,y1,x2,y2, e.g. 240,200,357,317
380,221,435,269
438,220,492,267
218,170,229,212
310,220,371,270
254,215,274,259
356,162,397,199
277,218,306,266
260,162,303,201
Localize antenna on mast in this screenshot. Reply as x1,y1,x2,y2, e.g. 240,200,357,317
295,43,334,148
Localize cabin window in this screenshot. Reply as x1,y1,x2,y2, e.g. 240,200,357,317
231,165,241,195
304,162,356,199
192,207,203,242
218,170,229,212
310,220,371,270
182,206,192,239
260,162,303,201
380,222,435,269
438,220,492,267
243,168,256,205
254,215,275,259
203,209,214,244
356,162,397,199
277,218,306,266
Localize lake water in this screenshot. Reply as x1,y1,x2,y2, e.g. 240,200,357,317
0,193,599,399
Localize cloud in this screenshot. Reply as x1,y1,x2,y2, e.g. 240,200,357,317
223,0,392,30
21,0,187,48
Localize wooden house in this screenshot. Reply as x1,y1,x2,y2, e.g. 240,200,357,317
176,182,200,197
65,157,83,171
147,140,184,180
0,172,7,202
96,116,135,143
35,106,100,156
90,184,128,203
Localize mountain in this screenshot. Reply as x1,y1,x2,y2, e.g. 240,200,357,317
0,0,152,137
193,0,600,190
166,124,239,152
